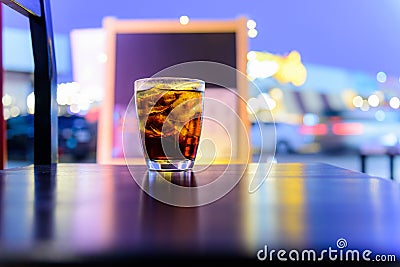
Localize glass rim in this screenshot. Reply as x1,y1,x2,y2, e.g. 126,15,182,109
134,77,205,92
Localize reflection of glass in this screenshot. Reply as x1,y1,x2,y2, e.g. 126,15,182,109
138,175,199,249
151,170,197,187
143,171,198,205
135,77,205,171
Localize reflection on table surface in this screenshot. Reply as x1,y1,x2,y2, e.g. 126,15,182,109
0,163,398,264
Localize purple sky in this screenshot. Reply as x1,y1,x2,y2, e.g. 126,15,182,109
3,0,400,78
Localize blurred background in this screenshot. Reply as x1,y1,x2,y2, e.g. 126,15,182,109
2,0,400,179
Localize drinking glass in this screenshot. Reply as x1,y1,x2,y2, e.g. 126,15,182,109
135,77,205,171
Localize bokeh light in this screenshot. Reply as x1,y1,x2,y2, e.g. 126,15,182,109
2,94,12,106
376,71,387,83
246,19,257,29
27,92,35,114
179,16,189,25
248,28,258,38
247,51,257,61
374,110,385,121
352,95,363,107
389,96,400,109
360,100,370,111
367,94,380,107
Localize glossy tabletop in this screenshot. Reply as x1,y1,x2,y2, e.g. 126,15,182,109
0,163,399,265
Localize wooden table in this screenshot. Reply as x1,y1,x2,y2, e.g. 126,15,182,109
0,163,399,265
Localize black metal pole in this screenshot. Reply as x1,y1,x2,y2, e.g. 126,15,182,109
29,0,58,165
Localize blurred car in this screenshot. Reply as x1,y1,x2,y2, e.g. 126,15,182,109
6,114,34,161
6,114,96,161
251,122,315,154
314,110,400,154
58,115,95,161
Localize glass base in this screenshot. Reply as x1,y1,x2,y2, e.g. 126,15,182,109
146,159,194,171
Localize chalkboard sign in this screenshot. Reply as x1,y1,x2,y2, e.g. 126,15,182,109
97,17,249,164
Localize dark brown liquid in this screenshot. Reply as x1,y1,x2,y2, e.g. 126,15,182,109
136,88,203,161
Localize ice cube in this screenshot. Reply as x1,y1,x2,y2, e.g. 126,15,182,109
168,97,202,123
